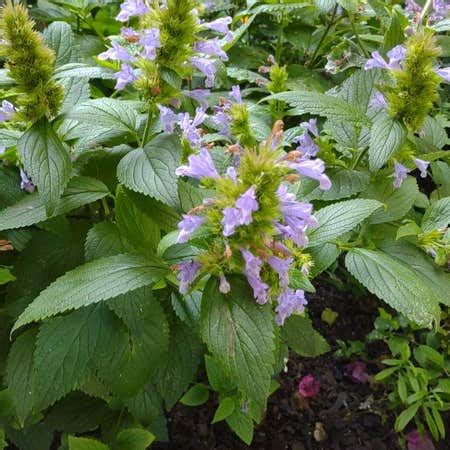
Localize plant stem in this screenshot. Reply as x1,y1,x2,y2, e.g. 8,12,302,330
142,105,154,146
351,145,369,169
310,4,339,66
418,0,433,28
275,0,285,64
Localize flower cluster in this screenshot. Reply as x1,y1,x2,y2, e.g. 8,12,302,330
170,92,331,325
98,0,232,101
364,32,449,132
406,0,449,24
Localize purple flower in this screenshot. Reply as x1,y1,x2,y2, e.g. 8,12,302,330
175,148,219,179
177,214,205,243
140,28,160,60
219,274,231,293
345,361,369,383
98,41,135,62
407,430,435,450
20,169,35,193
230,85,242,103
369,91,387,109
226,166,237,181
413,158,429,178
386,45,406,69
203,17,233,41
431,0,450,22
195,38,228,61
241,249,269,304
221,186,259,236
116,0,149,22
268,256,292,288
275,288,307,325
177,107,207,146
393,161,410,188
114,64,136,90
212,109,230,135
0,146,5,155
0,100,15,122
289,158,331,190
405,0,422,15
185,89,211,107
298,375,320,398
158,105,177,133
177,260,201,294
294,132,319,158
436,67,450,82
364,51,390,70
121,27,140,41
301,118,318,137
190,57,217,88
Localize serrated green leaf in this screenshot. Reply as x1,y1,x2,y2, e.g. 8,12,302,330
13,254,169,332
308,242,341,277
68,435,109,450
369,114,406,172
0,268,15,285
0,176,109,231
363,176,418,224
263,91,371,126
282,315,330,357
34,305,116,411
201,276,275,408
308,199,382,247
421,116,448,149
43,21,74,67
18,119,72,216
226,408,254,445
212,397,235,423
117,134,181,208
85,221,129,262
125,383,163,425
204,355,235,393
115,428,155,450
54,63,115,80
180,383,209,406
6,329,37,425
422,197,450,232
345,248,440,327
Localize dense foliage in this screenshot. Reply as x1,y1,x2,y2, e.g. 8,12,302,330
0,0,448,448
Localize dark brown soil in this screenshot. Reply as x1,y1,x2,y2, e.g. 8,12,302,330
153,281,447,450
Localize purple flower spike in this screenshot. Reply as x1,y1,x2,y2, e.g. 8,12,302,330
226,166,237,181
0,100,16,122
114,64,136,90
177,107,207,146
436,67,450,83
407,430,435,450
386,45,406,69
431,0,450,22
175,148,219,180
195,38,228,61
294,132,319,158
413,158,429,178
219,274,231,294
158,105,177,133
98,41,135,62
268,256,292,288
190,57,217,88
116,0,149,22
230,85,242,103
222,207,243,236
275,288,307,325
405,0,422,15
177,214,205,243
298,375,320,398
345,361,369,384
20,169,35,193
140,28,161,60
301,118,318,137
289,158,331,190
177,260,201,294
241,249,269,304
364,51,390,70
185,89,211,107
203,17,233,41
393,161,410,188
369,91,387,109
235,186,258,225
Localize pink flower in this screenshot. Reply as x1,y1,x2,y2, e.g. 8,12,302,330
345,361,369,384
407,430,435,450
298,375,320,398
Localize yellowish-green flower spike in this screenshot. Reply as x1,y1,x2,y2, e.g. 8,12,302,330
386,30,441,132
0,1,63,121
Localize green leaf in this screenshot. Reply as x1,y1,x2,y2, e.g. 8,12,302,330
363,176,418,224
33,305,116,410
54,63,115,80
156,322,202,409
117,134,181,208
85,221,129,262
0,267,15,285
308,243,341,277
422,197,450,232
115,428,155,450
180,383,209,406
115,185,160,256
395,402,420,431
345,248,440,327
6,329,37,425
204,355,235,393
421,116,448,149
212,397,235,423
68,435,109,450
263,91,371,126
43,21,74,67
18,119,72,216
13,254,168,332
369,114,406,171
97,288,169,397
0,176,109,231
282,315,330,357
226,408,254,445
201,276,275,408
308,199,382,247
125,383,163,425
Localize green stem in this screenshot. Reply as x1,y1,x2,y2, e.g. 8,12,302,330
141,105,154,146
310,4,339,66
350,15,369,58
351,145,369,169
418,0,433,28
275,8,285,64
